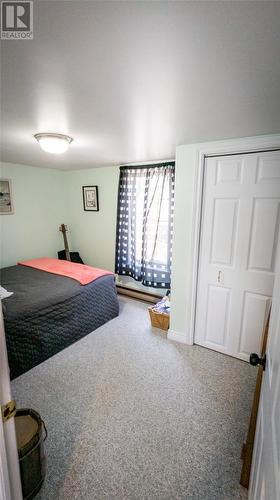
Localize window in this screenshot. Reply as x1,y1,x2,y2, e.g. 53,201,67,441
115,162,175,288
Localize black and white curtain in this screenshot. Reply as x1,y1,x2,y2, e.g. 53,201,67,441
115,162,175,288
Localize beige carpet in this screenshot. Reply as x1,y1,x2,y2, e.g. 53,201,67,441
12,296,256,499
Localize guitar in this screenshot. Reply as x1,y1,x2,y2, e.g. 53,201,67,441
58,224,84,264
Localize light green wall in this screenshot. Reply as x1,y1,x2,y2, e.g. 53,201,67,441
0,162,120,271
66,167,165,296
65,166,119,271
168,146,198,339
0,162,67,268
0,161,166,298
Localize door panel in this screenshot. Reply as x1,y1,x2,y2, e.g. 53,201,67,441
216,158,243,184
248,199,280,272
205,285,231,348
256,153,280,183
210,199,239,266
195,151,280,360
249,240,280,500
239,293,270,357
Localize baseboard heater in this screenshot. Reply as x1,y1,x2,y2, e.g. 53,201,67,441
116,284,162,304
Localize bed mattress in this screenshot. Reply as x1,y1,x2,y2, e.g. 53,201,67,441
1,265,119,379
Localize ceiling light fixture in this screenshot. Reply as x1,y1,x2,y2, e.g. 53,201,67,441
34,133,73,154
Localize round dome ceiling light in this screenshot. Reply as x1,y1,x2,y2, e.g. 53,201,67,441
34,133,73,154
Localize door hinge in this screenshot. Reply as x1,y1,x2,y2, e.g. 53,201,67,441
1,400,16,423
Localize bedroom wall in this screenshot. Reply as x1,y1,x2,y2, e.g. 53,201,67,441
65,166,166,296
0,162,67,268
1,161,165,295
65,166,119,271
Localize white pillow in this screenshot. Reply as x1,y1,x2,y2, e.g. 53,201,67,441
0,286,13,299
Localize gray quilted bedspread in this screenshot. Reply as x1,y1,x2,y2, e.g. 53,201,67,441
1,265,119,379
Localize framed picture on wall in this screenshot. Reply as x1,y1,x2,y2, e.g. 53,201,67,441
82,185,99,212
0,179,13,214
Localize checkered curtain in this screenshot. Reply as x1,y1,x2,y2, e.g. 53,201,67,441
115,162,175,288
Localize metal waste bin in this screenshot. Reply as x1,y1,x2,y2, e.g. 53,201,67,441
15,408,47,500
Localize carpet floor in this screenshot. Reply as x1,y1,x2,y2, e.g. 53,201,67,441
12,297,256,500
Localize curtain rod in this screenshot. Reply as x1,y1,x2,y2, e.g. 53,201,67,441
120,161,175,170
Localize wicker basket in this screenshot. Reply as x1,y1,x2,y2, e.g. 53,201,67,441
148,307,170,331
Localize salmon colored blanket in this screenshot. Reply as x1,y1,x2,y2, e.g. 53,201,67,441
19,258,114,285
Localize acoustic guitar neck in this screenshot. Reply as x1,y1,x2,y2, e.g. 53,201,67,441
59,224,71,261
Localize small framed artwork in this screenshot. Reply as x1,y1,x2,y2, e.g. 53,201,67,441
0,179,13,214
82,185,99,212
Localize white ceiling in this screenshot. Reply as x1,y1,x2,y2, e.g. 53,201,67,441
1,0,280,170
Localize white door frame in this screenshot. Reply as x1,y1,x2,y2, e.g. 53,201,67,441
248,229,280,499
0,416,12,500
0,307,23,500
186,134,280,347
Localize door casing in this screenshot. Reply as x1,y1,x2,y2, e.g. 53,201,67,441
168,134,280,347
0,309,23,500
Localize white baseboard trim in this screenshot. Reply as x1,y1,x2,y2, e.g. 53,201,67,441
167,329,189,344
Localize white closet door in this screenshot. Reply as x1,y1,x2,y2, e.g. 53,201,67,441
195,151,280,360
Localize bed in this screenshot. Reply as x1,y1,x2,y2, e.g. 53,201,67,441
1,263,119,379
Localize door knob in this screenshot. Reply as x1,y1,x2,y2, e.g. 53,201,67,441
249,353,266,370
